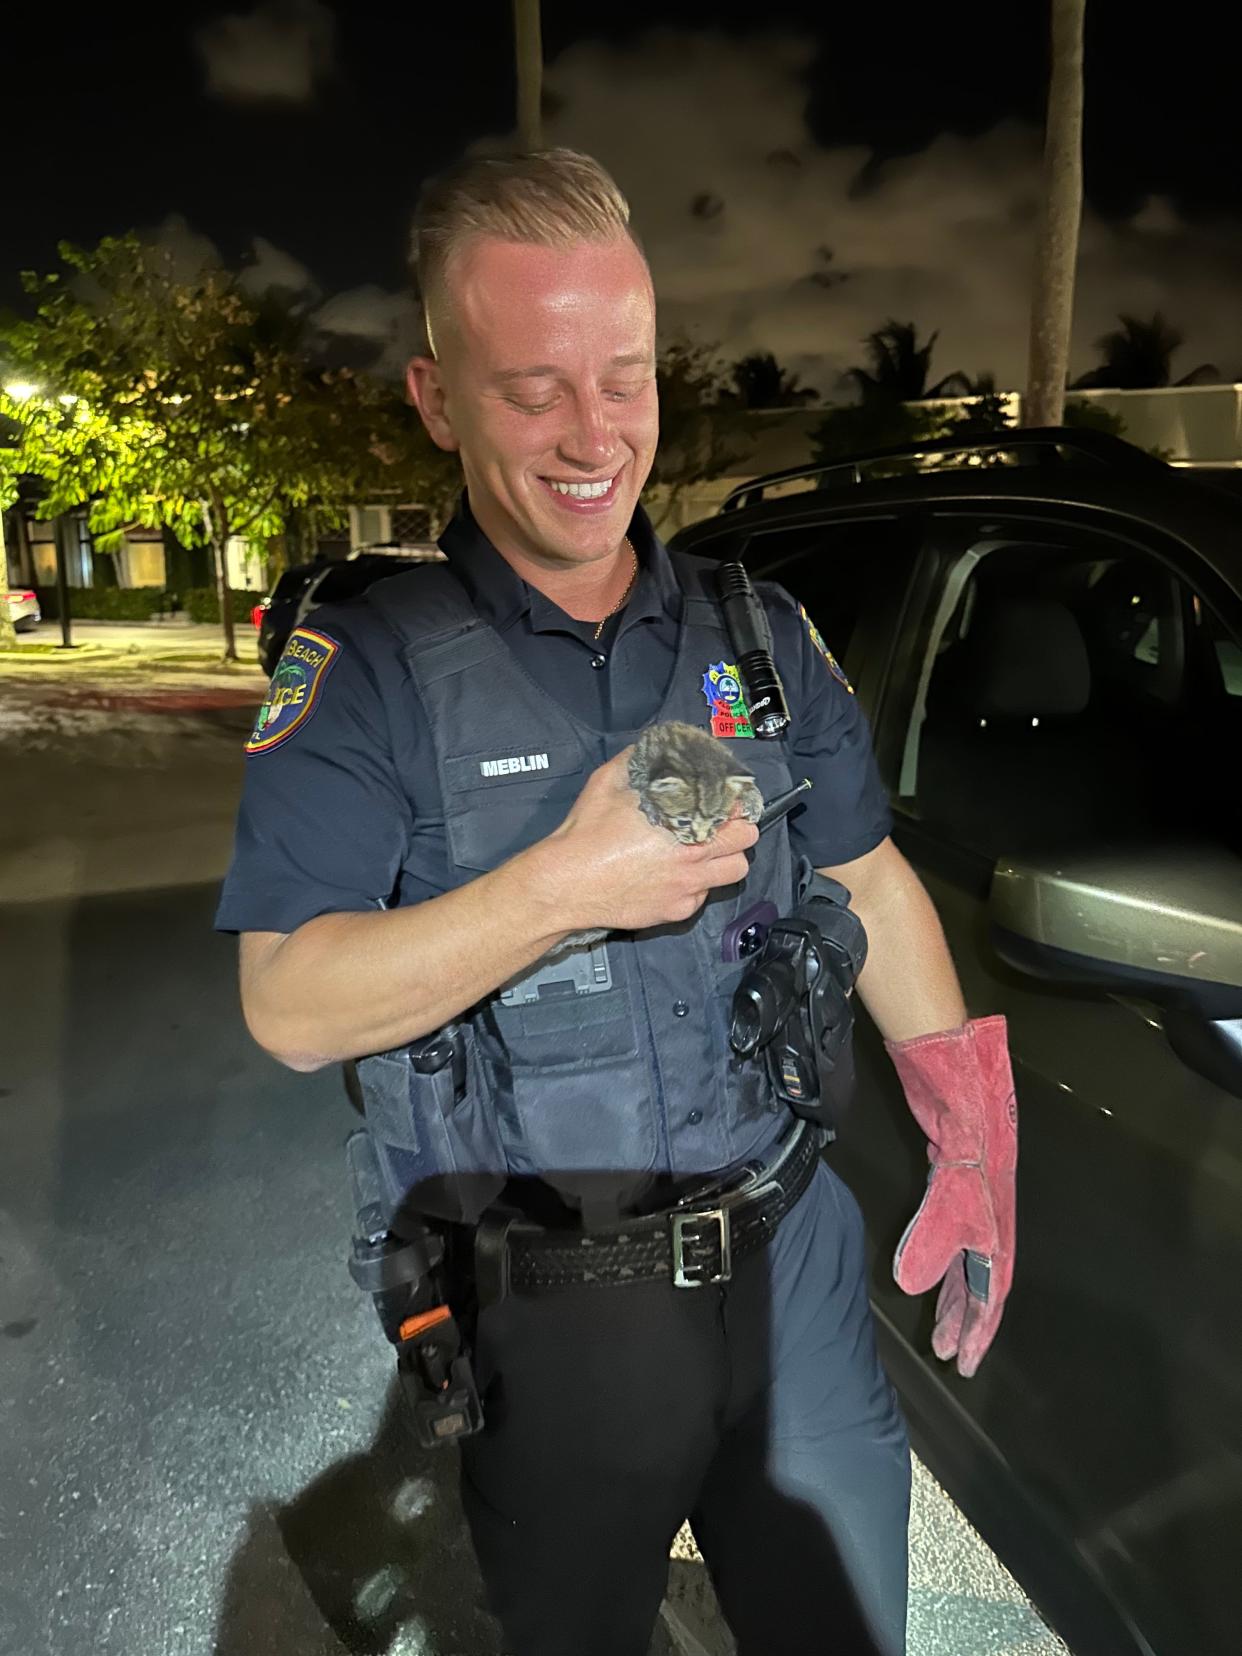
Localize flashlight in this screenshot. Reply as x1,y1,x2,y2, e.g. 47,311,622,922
716,562,792,738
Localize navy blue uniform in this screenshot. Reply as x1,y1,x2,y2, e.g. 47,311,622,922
216,497,892,934
217,496,910,1656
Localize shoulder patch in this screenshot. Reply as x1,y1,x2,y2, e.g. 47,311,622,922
246,626,341,754
799,603,854,695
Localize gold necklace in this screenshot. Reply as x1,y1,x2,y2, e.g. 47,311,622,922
592,537,639,642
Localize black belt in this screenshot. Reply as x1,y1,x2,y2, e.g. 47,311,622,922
474,1119,824,1300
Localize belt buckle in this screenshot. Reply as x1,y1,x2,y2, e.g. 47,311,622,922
670,1207,732,1288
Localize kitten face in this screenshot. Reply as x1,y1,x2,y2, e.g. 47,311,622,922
646,772,759,844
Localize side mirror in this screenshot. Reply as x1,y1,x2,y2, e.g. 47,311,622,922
988,845,1242,1099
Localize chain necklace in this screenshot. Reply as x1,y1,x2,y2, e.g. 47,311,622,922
592,537,639,642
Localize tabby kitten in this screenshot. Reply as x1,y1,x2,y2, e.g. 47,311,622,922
552,721,763,953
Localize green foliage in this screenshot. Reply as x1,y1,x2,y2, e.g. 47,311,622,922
0,234,455,647
35,583,258,623
810,400,955,464
843,321,971,404
34,585,168,621
182,586,260,623
644,337,755,524
725,351,817,410
1062,398,1128,438
1074,312,1182,390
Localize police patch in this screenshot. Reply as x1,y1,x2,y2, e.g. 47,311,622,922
245,626,340,754
701,661,755,739
799,603,854,694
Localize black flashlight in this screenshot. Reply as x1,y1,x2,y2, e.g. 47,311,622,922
716,562,791,738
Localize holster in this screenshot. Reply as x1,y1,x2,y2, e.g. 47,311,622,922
346,1128,483,1448
729,861,868,1136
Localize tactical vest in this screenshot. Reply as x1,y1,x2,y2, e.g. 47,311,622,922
355,550,799,1231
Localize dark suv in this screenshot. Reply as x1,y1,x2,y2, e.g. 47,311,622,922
252,546,442,676
670,428,1242,1656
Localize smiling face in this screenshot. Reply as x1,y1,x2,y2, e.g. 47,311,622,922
406,234,659,572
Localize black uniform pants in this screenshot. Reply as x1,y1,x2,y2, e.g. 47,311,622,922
459,1162,911,1656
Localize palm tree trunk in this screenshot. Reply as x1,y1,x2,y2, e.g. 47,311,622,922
513,0,543,150
1024,0,1086,427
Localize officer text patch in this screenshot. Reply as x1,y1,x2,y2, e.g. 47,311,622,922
799,604,853,694
245,626,340,754
701,661,755,739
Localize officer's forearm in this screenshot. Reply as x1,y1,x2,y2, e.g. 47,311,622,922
817,837,967,1042
240,842,576,1070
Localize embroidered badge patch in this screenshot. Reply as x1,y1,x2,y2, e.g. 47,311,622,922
245,626,340,754
799,603,854,694
701,661,755,739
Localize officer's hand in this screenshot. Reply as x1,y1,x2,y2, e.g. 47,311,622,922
546,749,760,934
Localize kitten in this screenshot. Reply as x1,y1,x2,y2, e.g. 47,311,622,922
552,721,764,953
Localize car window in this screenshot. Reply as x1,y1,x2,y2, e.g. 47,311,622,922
740,518,918,666
309,558,413,606
1198,600,1242,697
905,530,1242,861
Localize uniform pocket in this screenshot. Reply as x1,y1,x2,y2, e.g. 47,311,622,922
478,962,661,1196
443,740,583,873
357,1027,506,1226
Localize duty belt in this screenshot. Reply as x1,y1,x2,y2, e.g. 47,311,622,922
474,1118,824,1300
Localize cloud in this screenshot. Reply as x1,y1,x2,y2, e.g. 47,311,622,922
237,236,318,302
310,286,424,376
194,0,334,104
522,29,1242,392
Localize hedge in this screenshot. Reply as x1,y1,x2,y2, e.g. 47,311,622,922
35,585,258,624
182,586,259,624
36,585,168,621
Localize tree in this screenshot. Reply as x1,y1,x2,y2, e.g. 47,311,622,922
1073,312,1217,389
725,351,818,410
1,235,451,659
810,400,956,467
843,321,971,404
951,373,1017,438
1024,0,1086,426
643,337,754,530
513,0,543,149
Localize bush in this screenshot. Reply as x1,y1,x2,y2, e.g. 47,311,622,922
35,586,168,621
182,586,258,624
34,585,258,624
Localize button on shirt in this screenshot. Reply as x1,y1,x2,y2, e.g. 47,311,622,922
214,495,892,935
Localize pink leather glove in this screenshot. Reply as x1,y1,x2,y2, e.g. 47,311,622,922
885,1014,1017,1378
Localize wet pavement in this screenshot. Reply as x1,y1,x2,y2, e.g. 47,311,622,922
0,674,1069,1655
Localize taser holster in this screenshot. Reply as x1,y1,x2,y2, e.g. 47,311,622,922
728,863,869,1136
345,1129,483,1448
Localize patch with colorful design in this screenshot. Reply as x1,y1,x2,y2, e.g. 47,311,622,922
701,661,755,739
245,627,340,754
799,603,853,694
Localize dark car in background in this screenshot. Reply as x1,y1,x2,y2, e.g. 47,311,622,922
671,429,1242,1656
252,544,443,676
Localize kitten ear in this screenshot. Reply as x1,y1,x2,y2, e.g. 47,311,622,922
726,774,756,791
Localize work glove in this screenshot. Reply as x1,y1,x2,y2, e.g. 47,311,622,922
885,1014,1017,1378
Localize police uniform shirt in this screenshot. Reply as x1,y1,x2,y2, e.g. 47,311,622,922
214,495,891,936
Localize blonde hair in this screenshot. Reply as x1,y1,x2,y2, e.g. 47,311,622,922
410,148,642,357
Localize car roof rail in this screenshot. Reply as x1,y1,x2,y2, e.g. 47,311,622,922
719,425,1163,512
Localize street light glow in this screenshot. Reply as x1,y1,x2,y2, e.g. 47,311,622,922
4,382,39,401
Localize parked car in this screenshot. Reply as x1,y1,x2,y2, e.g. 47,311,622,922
670,428,1242,1656
252,544,442,676
3,588,40,631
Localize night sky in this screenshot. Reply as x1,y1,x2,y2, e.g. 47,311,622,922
9,2,1242,388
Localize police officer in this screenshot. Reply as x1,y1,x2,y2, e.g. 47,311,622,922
217,149,1017,1656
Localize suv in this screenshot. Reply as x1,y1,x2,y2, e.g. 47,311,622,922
670,428,1242,1656
252,544,443,676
